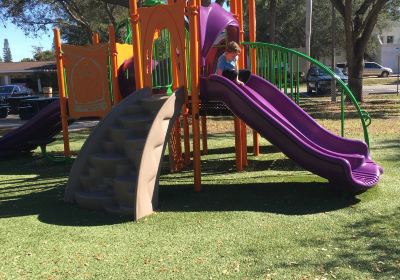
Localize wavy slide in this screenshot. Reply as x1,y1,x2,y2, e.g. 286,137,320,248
0,101,62,157
201,74,382,193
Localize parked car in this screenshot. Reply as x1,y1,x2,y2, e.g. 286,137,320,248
363,61,392,77
0,85,33,102
336,62,347,74
306,66,348,95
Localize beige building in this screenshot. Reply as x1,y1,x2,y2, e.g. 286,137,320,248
377,22,400,73
0,61,57,92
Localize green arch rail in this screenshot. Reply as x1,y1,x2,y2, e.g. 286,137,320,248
242,41,371,148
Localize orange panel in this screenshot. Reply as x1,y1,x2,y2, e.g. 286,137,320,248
62,43,112,119
138,2,187,89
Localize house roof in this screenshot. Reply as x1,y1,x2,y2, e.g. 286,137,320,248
0,61,56,74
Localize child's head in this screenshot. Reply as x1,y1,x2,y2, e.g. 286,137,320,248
226,41,241,55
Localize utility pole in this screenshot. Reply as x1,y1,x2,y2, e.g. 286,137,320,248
305,0,312,70
331,2,336,102
396,48,399,95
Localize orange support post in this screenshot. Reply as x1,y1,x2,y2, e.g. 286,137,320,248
54,28,71,157
108,25,123,104
249,0,259,156
201,115,208,155
230,0,238,19
234,117,243,170
129,0,144,89
241,121,248,167
237,0,245,68
92,33,99,45
230,0,243,171
237,0,248,167
182,104,191,166
188,0,202,191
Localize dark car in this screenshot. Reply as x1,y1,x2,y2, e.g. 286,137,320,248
306,66,348,95
0,84,33,102
336,62,348,74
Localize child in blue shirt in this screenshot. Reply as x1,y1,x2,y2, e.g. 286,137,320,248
216,41,251,86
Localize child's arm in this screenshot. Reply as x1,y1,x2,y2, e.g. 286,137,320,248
235,59,244,85
216,68,223,76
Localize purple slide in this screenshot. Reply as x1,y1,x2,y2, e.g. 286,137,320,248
0,101,62,157
201,74,383,193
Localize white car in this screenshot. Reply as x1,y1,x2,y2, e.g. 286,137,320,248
363,62,393,77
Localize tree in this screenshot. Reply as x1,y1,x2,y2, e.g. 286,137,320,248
0,55,2,63
329,0,399,102
3,39,12,62
267,0,277,43
32,46,55,61
0,1,126,45
20,58,35,62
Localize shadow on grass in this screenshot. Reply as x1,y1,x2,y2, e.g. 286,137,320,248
0,155,132,226
374,139,400,163
0,178,359,227
0,185,132,226
158,183,359,215
262,208,400,278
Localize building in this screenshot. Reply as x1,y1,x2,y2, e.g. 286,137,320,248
0,61,57,93
377,22,400,73
318,22,400,73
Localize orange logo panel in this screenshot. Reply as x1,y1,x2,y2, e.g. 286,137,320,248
63,44,112,118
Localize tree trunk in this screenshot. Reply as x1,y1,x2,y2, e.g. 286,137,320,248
267,0,277,43
347,55,364,102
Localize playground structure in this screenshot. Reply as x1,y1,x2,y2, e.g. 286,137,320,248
0,0,383,220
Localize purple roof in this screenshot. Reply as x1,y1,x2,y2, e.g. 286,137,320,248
199,3,239,59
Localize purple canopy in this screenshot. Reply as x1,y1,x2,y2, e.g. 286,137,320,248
200,3,239,59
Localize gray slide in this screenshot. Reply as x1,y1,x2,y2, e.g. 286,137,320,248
64,88,184,220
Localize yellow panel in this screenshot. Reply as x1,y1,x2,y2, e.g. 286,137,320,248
116,43,134,68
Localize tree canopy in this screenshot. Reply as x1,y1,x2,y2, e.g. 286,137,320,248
0,0,127,45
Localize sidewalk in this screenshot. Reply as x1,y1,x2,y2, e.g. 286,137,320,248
363,84,399,95
0,114,98,131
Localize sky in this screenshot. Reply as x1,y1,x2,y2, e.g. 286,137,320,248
0,1,228,62
0,22,53,62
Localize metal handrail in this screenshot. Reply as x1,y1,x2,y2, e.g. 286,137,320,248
243,41,371,147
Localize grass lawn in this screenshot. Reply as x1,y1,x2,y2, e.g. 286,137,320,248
363,77,399,86
0,94,399,279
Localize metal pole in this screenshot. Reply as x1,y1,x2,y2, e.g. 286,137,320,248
305,0,312,70
397,55,399,95
331,2,336,102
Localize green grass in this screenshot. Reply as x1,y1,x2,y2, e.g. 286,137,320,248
0,100,399,279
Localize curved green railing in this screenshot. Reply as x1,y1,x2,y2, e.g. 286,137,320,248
243,42,371,147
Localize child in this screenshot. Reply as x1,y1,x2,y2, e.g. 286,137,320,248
216,41,251,86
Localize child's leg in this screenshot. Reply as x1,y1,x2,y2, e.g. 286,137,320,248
238,70,251,83
222,69,238,81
